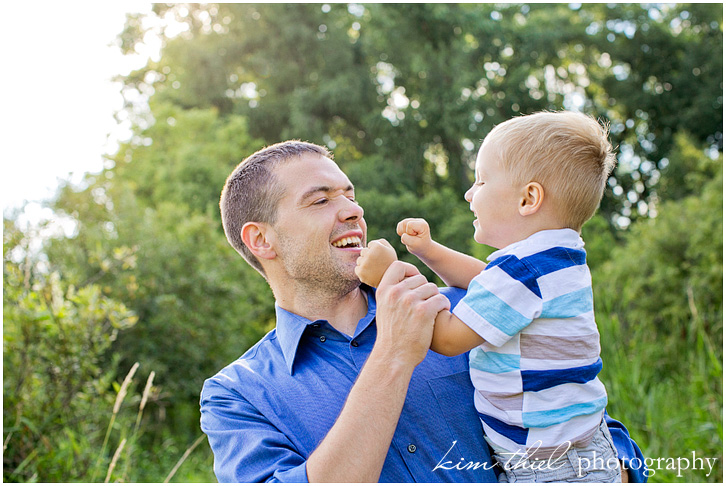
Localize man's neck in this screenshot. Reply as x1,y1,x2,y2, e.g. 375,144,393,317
273,283,368,337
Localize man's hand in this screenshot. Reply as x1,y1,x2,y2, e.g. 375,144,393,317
355,239,397,288
307,260,449,483
397,218,434,258
373,261,450,369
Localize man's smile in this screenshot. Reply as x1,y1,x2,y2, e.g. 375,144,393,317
331,232,363,249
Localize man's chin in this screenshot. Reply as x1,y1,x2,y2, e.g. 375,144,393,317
320,279,360,299
340,272,363,293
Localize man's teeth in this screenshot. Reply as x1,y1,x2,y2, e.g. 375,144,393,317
332,236,362,248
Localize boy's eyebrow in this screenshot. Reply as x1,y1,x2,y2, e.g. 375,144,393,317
298,184,354,204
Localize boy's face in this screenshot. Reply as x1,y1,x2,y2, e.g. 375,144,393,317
464,140,524,249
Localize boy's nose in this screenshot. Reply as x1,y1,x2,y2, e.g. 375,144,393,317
464,186,474,202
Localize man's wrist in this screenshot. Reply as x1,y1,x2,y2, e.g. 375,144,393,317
367,343,419,379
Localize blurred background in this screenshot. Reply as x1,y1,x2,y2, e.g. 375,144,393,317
3,3,722,482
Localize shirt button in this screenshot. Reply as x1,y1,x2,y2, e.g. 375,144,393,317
407,444,417,453
319,336,326,343
351,340,359,347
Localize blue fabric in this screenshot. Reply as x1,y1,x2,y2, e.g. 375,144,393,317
465,279,532,336
200,286,647,483
469,348,520,374
522,246,587,275
522,358,604,392
489,254,543,297
200,287,497,482
487,246,587,300
540,286,594,318
604,412,649,482
522,397,609,428
478,411,530,445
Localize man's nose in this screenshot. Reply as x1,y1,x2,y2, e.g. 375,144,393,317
339,198,364,222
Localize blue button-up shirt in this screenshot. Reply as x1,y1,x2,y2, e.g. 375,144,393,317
200,286,646,482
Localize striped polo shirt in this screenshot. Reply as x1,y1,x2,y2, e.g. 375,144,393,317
452,229,607,458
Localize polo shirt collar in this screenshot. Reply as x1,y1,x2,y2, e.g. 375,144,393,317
487,228,584,261
274,285,377,374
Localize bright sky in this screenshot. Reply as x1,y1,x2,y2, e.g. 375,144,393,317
2,2,154,218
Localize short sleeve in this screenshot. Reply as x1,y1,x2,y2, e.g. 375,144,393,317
200,378,309,483
452,255,542,347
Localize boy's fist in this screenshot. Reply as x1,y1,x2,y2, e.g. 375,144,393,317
397,218,433,257
355,239,398,288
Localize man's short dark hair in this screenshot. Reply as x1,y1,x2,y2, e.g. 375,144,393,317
220,140,332,277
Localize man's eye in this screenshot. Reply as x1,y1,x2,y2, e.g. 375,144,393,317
313,199,328,205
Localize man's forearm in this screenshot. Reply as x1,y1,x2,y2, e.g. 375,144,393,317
308,260,446,481
306,347,414,482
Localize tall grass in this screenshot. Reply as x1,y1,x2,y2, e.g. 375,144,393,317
597,303,723,482
92,362,139,482
90,363,214,483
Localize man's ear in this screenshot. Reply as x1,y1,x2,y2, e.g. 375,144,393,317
241,222,277,261
519,182,544,216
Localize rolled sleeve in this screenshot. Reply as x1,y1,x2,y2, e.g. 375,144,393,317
605,411,648,483
201,378,309,483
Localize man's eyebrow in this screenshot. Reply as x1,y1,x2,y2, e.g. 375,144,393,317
298,184,354,204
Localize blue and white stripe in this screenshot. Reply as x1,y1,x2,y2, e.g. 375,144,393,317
452,229,607,455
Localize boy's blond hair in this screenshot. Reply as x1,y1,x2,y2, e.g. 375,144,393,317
485,111,616,231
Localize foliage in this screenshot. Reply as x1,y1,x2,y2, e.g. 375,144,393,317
594,136,723,482
46,105,273,406
3,3,722,482
119,3,722,226
3,220,213,481
3,219,138,481
595,136,723,339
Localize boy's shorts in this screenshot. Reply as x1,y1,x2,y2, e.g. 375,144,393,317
492,419,622,483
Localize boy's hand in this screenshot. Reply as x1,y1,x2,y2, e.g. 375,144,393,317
397,218,434,258
355,239,398,288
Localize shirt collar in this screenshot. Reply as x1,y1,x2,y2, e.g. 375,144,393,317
487,228,584,261
274,285,377,374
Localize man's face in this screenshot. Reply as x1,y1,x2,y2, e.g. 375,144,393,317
269,154,367,294
464,140,523,249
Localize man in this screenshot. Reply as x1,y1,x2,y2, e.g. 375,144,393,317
200,140,646,482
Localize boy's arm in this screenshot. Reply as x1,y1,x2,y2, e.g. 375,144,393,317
430,309,485,356
397,218,485,289
355,241,486,358
415,240,487,289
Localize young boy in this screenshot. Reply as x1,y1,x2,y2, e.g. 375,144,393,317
355,111,622,482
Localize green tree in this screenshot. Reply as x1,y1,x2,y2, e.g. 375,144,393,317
116,3,722,227
595,134,723,340
593,134,722,481
45,105,272,437
3,218,138,482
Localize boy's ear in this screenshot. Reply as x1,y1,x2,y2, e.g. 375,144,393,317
519,182,544,216
241,222,277,261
